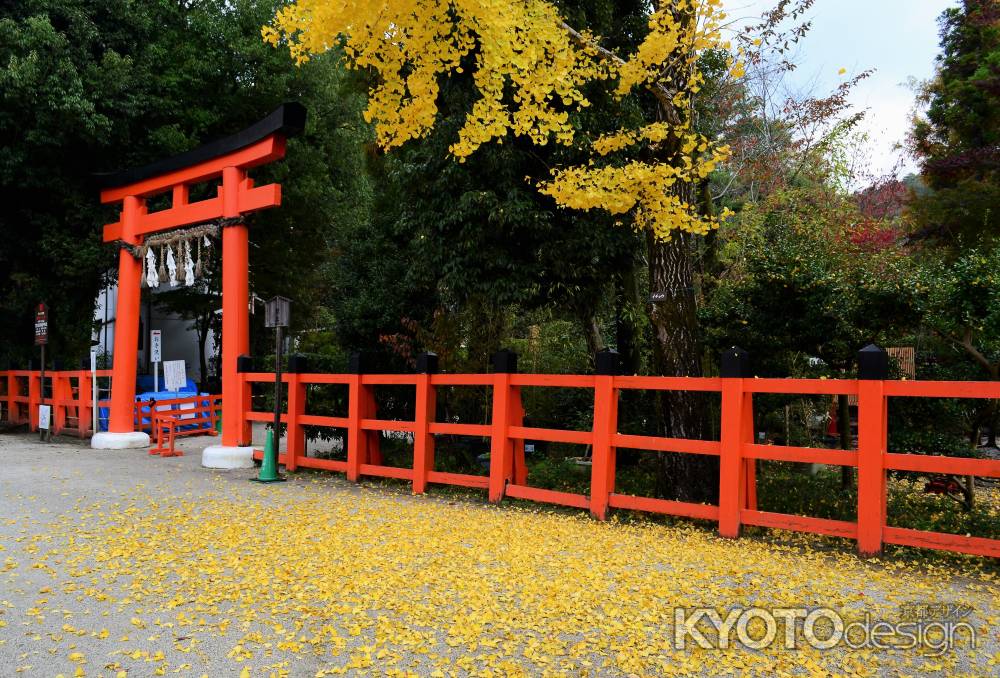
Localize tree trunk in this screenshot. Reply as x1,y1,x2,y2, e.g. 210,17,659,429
643,1,717,503
615,263,644,375
648,231,717,502
580,312,605,358
197,314,210,393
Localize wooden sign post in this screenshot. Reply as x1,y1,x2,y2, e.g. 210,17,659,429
34,303,49,442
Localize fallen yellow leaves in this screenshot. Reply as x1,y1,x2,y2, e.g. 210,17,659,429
1,474,996,676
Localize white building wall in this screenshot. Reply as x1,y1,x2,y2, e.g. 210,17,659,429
93,278,217,384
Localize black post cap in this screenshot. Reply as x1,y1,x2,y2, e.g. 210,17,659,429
416,352,439,374
287,354,308,374
236,355,254,373
348,351,370,374
595,349,621,376
492,349,518,374
720,346,751,378
858,344,888,380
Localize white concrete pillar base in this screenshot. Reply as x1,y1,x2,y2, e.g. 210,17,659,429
91,431,150,450
202,445,255,469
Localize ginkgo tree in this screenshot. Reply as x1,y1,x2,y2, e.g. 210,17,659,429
265,0,743,498
264,0,735,240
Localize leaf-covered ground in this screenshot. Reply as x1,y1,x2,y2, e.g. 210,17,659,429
0,433,997,677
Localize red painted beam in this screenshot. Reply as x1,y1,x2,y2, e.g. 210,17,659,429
505,483,590,509
613,433,720,456
741,509,858,539
426,471,490,489
744,443,858,467
608,494,719,521
885,452,1000,478
883,526,1000,558
101,136,286,203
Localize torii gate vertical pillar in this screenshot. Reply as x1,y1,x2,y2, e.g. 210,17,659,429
220,167,252,448
91,196,151,449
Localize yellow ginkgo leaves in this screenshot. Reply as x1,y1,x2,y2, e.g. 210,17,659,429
3,473,995,676
264,0,741,241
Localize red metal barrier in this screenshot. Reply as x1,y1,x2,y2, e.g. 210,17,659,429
240,359,1000,559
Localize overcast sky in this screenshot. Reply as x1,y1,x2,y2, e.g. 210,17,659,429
723,0,958,179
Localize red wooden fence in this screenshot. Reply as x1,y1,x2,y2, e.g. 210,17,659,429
1,369,112,437
0,370,217,441
2,346,997,559
240,348,1000,559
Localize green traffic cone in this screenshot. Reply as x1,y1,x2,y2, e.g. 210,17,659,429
252,428,285,483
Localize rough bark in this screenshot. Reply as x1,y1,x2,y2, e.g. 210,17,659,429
196,315,210,393
648,230,718,502
580,312,605,358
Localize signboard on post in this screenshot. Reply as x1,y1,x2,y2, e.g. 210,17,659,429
38,405,51,431
150,330,161,363
150,330,162,391
35,302,49,441
163,360,187,392
34,303,48,345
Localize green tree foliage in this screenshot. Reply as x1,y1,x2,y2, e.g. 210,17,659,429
909,0,1000,248
702,187,916,375
914,246,1000,380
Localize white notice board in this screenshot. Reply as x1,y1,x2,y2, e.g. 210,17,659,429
163,360,187,392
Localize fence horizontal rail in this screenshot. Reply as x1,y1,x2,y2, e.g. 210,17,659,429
744,443,858,467
615,376,722,391
883,380,1000,398
614,433,720,456
884,452,1000,477
744,378,858,395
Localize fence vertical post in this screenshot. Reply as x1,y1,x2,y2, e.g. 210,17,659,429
236,355,253,447
412,352,438,495
12,372,23,424
77,363,91,437
285,355,308,473
510,386,527,484
6,371,15,424
347,351,369,482
53,371,66,435
742,388,757,511
719,347,751,538
857,344,888,557
591,350,620,520
489,349,518,503
28,369,40,431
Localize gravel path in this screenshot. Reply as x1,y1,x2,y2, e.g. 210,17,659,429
0,432,997,677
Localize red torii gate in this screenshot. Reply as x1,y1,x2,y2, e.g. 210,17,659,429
91,104,305,463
